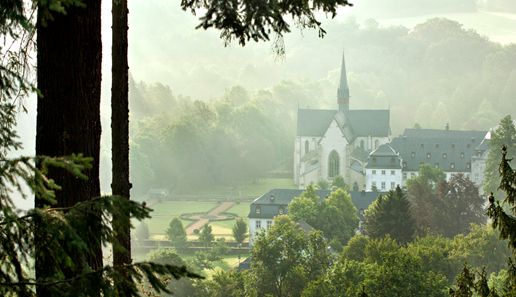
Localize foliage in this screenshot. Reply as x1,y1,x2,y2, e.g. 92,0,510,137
484,115,516,197
204,270,252,297
166,217,188,249
364,186,415,244
181,0,352,47
316,179,330,190
306,237,449,297
407,165,484,237
251,215,331,297
198,224,214,247
289,186,359,250
331,175,348,190
232,218,247,244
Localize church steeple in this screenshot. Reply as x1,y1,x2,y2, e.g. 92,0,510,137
337,51,350,113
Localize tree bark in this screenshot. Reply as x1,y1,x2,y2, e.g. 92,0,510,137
112,0,131,274
35,1,103,295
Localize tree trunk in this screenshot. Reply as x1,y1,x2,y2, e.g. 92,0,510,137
112,0,131,276
35,1,102,294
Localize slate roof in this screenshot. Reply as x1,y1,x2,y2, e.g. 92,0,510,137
390,129,487,172
248,189,382,219
366,144,402,169
296,109,390,139
297,109,337,137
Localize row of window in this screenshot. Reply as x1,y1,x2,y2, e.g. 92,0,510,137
418,143,471,149
371,170,396,176
255,220,273,229
255,206,285,215
411,152,466,160
371,181,397,190
401,161,470,170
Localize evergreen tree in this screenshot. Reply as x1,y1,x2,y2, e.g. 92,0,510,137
364,186,416,244
199,224,214,247
484,115,516,197
232,218,248,244
167,218,188,249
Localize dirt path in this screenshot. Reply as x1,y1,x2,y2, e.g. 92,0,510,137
185,201,234,235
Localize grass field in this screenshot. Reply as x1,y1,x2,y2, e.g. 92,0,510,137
141,178,291,239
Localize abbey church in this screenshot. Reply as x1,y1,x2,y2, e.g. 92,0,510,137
293,52,391,188
294,51,489,192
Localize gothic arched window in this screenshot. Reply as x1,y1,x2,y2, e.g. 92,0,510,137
305,140,309,154
328,150,340,178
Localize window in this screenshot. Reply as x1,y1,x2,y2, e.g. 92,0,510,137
451,144,455,149
381,182,386,190
256,220,261,229
450,162,455,170
328,150,340,178
278,207,284,215
434,163,439,168
381,170,386,175
435,144,439,148
372,170,377,175
466,162,471,169
442,153,447,159
420,143,424,148
305,140,309,154
390,170,395,176
411,152,416,159
403,161,407,168
403,172,407,180
411,172,416,177
391,182,395,190
460,152,465,159
267,220,273,229
372,181,377,189
427,153,431,159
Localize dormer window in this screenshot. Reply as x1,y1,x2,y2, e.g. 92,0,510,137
256,206,261,214
411,152,416,159
427,153,431,159
451,144,456,149
420,144,424,148
443,153,447,159
460,152,465,159
466,162,471,169
435,144,439,148
450,163,455,170
403,161,407,168
434,163,439,168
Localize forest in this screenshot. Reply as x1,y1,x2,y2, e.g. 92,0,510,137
1,0,516,296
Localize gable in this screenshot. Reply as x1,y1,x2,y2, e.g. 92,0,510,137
297,109,337,136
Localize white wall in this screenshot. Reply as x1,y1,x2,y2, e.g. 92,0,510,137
366,168,402,191
320,120,348,181
248,218,274,246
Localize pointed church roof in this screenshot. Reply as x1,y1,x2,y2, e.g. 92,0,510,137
337,51,350,103
297,109,337,136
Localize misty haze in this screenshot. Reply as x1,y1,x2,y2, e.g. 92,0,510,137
2,0,516,296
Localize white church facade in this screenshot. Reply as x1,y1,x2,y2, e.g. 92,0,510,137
293,51,490,193
293,53,390,189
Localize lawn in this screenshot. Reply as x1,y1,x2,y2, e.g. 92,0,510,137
140,201,218,237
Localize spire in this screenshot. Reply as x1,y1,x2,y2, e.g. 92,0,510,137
337,50,350,113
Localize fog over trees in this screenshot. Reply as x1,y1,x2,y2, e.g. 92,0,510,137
2,0,516,296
